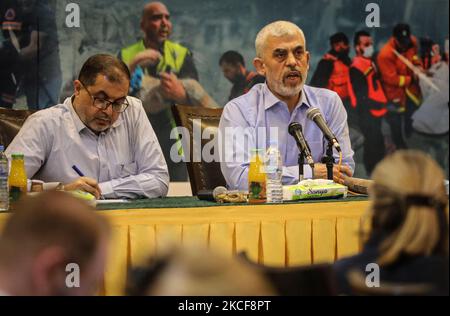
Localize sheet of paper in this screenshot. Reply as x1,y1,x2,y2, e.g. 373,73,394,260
96,199,129,204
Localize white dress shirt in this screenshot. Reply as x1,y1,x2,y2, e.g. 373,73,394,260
6,96,169,199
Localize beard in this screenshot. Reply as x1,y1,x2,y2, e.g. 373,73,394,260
269,70,307,97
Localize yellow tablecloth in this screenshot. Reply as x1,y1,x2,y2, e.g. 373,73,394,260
0,199,370,295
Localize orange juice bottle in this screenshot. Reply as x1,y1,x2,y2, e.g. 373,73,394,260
248,149,266,204
8,153,27,203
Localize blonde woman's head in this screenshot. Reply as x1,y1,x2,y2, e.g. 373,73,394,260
368,150,448,266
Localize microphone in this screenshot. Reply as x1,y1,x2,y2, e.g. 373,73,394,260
197,186,227,201
288,122,314,167
306,107,341,152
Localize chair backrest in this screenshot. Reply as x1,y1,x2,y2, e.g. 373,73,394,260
0,108,35,148
171,105,226,196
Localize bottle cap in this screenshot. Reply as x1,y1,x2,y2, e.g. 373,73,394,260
11,153,24,159
0,145,4,151
269,139,278,146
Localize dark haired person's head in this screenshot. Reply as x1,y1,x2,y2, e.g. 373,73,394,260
367,150,448,267
0,191,110,296
330,32,350,56
219,51,246,83
353,30,373,58
393,23,413,51
73,54,131,134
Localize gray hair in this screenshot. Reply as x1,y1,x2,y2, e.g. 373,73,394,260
255,21,306,58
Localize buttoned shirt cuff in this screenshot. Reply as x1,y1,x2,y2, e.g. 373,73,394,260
99,181,115,198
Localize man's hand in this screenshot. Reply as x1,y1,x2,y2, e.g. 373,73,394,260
313,163,353,184
64,177,102,199
130,49,161,72
159,72,188,104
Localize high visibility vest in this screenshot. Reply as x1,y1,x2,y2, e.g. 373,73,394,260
121,39,189,74
377,37,422,108
324,53,350,100
121,39,190,156
348,56,388,118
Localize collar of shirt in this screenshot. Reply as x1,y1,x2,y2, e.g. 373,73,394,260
65,97,123,135
262,82,312,114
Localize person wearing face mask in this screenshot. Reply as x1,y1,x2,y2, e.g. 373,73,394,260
409,37,449,177
310,32,363,154
310,32,352,102
377,23,422,150
219,21,355,191
420,38,442,71
219,50,266,101
347,31,388,175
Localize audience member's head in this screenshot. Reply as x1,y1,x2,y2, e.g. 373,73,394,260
253,21,309,99
368,150,448,266
128,247,276,296
219,51,247,83
141,2,172,46
0,191,110,296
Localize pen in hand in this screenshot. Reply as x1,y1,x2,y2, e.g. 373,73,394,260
71,165,104,199
72,165,85,177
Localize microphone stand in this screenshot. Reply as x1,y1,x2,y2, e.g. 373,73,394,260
298,152,305,183
321,141,335,181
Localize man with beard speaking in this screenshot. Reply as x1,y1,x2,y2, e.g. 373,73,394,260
219,21,355,191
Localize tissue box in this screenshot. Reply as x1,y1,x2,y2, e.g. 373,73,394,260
283,179,347,201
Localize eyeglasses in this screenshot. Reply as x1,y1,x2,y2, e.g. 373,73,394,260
80,81,130,113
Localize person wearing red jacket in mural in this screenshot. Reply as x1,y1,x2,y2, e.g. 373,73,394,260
377,23,422,150
348,31,388,175
310,32,356,126
310,32,364,152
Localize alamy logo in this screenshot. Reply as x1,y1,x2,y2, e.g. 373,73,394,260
365,263,380,288
65,3,80,28
65,263,80,288
365,3,381,28
169,121,279,164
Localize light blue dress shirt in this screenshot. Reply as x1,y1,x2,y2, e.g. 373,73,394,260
5,96,169,199
219,83,355,190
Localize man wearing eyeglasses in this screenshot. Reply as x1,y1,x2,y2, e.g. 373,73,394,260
5,54,169,199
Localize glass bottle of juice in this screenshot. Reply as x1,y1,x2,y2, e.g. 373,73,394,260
8,153,27,203
248,149,266,204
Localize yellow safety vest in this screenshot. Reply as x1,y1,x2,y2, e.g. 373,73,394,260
121,39,189,74
121,39,190,156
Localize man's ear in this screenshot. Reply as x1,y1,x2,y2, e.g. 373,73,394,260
31,246,67,296
306,51,310,71
253,58,265,76
73,80,82,96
